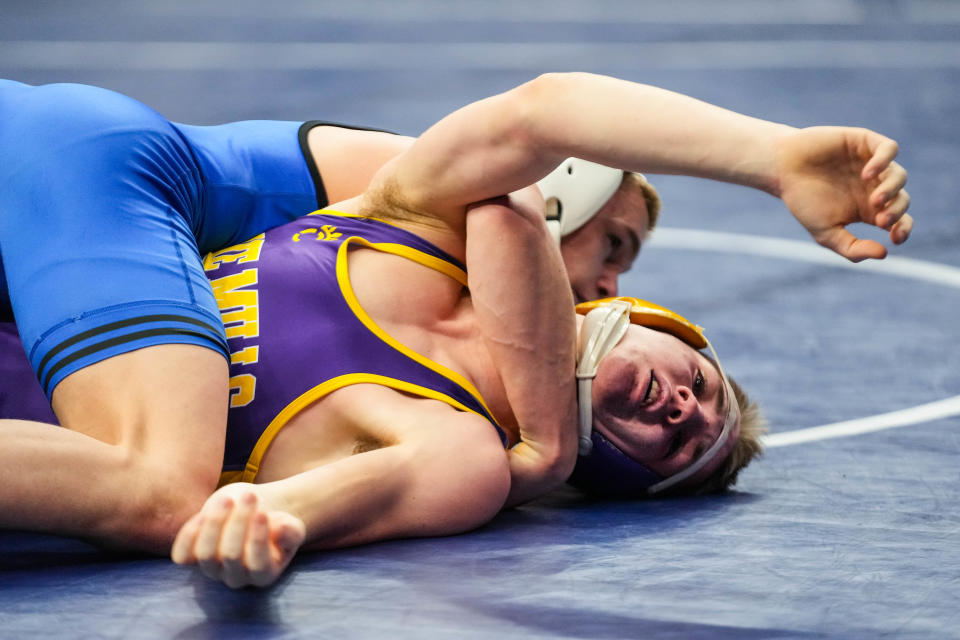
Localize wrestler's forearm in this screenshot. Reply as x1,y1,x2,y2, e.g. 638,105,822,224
172,401,511,587
257,446,411,550
523,74,912,262
465,197,578,505
388,72,797,222
257,411,510,550
517,72,795,194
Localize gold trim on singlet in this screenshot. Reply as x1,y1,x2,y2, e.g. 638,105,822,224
223,373,492,486
336,236,496,413
219,215,500,486
306,208,406,229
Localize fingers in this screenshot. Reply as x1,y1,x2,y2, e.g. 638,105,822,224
274,517,307,554
861,136,899,181
889,212,914,245
196,496,234,582
169,488,303,589
875,186,911,228
171,511,204,565
272,516,308,571
244,512,274,587
870,162,907,210
247,514,305,587
867,160,911,244
219,492,259,589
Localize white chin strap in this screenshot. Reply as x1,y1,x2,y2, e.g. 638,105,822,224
537,158,624,245
575,300,633,455
576,301,741,495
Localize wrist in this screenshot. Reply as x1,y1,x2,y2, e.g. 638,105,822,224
256,482,294,519
761,125,802,198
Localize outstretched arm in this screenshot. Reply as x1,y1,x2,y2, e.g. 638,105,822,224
172,392,511,588
375,72,910,261
358,71,914,503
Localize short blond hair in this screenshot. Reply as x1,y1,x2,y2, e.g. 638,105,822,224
690,376,765,495
622,172,661,232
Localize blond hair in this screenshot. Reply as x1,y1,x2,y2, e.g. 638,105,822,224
689,376,765,495
622,172,661,232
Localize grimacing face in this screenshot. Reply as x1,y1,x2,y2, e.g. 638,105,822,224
590,324,741,488
559,186,650,303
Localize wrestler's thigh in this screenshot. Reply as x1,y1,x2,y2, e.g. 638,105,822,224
0,81,229,397
52,344,228,464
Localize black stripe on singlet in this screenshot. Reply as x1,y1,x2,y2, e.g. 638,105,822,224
297,120,400,210
37,314,228,393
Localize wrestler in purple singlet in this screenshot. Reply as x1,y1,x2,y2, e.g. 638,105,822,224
205,211,505,484
0,211,505,482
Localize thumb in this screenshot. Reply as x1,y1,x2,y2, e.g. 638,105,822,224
817,227,887,262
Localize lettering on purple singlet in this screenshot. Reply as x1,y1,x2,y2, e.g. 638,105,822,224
204,233,265,408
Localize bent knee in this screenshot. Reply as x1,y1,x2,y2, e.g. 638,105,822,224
108,454,221,553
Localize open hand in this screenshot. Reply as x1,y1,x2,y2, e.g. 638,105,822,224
776,126,912,262
171,483,306,588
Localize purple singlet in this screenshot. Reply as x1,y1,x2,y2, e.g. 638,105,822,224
207,211,505,485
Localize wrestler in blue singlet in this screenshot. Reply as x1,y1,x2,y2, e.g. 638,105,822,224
206,211,505,485
0,80,375,397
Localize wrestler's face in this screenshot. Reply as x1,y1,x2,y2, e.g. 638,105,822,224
560,187,650,304
591,325,740,487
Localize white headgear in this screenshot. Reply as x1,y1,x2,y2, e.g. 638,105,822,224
537,158,624,245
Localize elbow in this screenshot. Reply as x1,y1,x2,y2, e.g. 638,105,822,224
532,436,579,490
497,73,570,149
466,197,552,247
552,441,580,484
513,72,590,106
502,72,596,148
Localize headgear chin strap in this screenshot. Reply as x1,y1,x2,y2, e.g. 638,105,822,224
537,158,624,244
571,297,740,496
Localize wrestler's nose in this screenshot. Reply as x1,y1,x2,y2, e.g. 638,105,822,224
596,266,618,298
665,385,702,427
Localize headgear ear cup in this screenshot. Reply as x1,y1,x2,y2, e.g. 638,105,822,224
575,299,633,455
537,158,624,245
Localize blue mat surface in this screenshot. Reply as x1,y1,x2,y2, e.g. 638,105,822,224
1,2,958,638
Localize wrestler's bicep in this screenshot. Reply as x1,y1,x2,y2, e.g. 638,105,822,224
393,409,512,537
360,77,566,228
